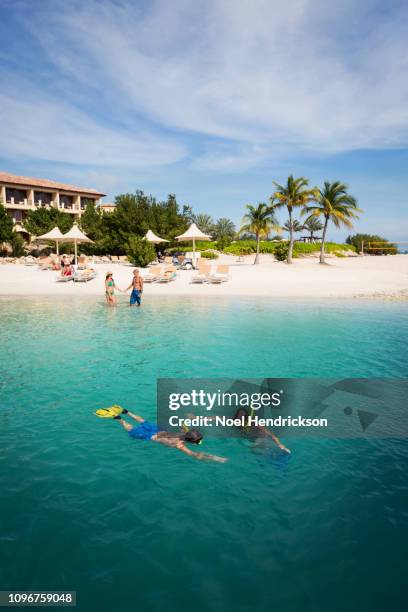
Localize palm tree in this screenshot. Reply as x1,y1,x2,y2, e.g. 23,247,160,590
213,217,236,240
240,203,279,264
192,213,214,234
282,218,304,235
303,181,361,264
303,216,323,242
271,175,318,263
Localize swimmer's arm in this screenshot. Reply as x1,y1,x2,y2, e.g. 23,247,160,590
259,426,291,453
177,443,227,463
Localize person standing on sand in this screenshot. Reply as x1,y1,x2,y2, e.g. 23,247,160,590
125,269,144,307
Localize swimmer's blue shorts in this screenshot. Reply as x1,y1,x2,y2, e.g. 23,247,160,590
128,421,160,440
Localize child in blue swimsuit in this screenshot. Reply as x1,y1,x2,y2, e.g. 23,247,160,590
114,409,226,463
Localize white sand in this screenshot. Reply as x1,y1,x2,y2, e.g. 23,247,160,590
1,254,407,300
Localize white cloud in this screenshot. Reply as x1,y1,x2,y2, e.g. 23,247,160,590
0,86,186,167
26,0,408,159
2,0,408,172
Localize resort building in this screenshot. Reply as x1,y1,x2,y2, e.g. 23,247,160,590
98,202,116,213
0,172,106,234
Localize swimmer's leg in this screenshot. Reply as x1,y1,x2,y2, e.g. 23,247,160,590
126,411,145,423
115,417,133,432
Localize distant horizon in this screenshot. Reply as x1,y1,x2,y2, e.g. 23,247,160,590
1,0,407,243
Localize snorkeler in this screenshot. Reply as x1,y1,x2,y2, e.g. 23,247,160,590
234,408,291,453
99,407,227,463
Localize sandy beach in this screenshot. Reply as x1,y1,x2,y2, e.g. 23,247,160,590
1,254,407,299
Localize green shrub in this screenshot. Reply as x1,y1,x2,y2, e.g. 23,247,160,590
224,240,285,255
215,237,232,250
274,243,290,261
259,241,281,253
346,233,396,255
223,243,255,255
125,236,156,267
166,241,218,254
11,233,26,257
292,241,355,254
166,246,187,254
200,251,218,259
0,203,14,243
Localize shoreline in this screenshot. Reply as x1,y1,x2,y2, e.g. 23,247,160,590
0,254,407,300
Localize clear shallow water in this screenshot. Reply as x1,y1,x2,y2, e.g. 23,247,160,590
0,297,407,612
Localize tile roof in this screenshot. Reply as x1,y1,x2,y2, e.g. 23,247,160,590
0,172,105,196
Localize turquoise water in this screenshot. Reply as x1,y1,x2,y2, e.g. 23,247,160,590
0,297,407,612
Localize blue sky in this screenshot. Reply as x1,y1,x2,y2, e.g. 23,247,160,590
0,0,407,241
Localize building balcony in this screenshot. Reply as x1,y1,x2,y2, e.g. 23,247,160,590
3,199,81,214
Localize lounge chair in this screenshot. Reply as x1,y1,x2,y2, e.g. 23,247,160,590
191,266,211,283
56,273,74,282
209,264,230,283
118,256,129,264
39,258,53,271
74,268,97,282
23,256,37,266
77,255,88,270
142,266,163,282
156,266,177,283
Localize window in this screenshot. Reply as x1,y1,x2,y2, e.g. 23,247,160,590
60,195,73,209
6,188,27,203
34,191,52,205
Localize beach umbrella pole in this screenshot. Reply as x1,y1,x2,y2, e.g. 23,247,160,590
74,240,78,266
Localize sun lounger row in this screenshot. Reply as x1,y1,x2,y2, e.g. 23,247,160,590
0,256,39,265
143,266,177,283
92,255,129,264
192,264,230,284
56,268,97,283
74,268,97,282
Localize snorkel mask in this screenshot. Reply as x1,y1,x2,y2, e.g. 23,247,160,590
182,425,203,445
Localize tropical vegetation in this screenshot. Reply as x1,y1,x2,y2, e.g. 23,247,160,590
303,181,361,264
240,203,279,264
303,216,323,240
0,203,14,244
0,203,28,256
271,175,318,263
346,234,397,255
282,218,304,236
2,174,399,265
126,235,156,267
